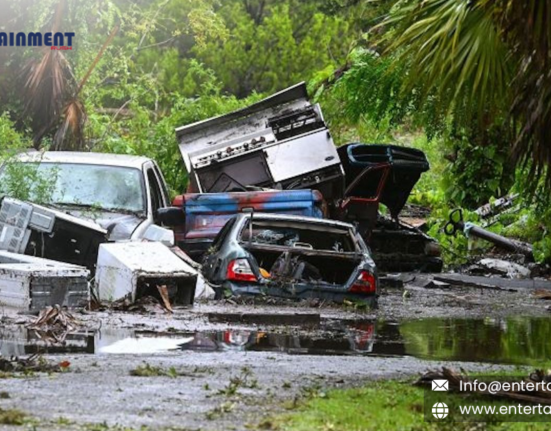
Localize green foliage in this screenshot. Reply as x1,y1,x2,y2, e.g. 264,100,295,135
0,408,28,426
194,1,356,97
317,47,515,209
0,113,58,203
0,161,59,204
425,207,484,266
379,0,551,190
130,363,179,378
90,85,262,195
0,112,27,156
274,372,551,430
385,0,511,117
273,379,544,431
440,127,514,208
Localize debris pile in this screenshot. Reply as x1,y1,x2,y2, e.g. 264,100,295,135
28,305,81,331
444,208,533,258
0,354,70,374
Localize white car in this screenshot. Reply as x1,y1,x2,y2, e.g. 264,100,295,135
0,151,172,241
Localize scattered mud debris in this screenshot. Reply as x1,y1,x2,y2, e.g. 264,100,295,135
28,305,81,331
0,354,70,375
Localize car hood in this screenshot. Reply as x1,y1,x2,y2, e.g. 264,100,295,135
62,210,145,241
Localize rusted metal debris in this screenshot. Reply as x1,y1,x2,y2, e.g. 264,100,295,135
445,209,533,257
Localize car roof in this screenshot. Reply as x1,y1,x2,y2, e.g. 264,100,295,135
11,151,152,169
235,212,355,230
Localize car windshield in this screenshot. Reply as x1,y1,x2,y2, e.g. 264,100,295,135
4,162,146,214
240,219,356,252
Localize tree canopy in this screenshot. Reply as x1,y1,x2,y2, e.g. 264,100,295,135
1,0,551,262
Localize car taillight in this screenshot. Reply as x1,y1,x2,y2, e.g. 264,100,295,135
350,271,376,294
227,259,257,282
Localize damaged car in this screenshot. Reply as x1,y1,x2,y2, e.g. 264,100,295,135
201,213,378,305
0,151,172,243
0,151,202,307
0,151,175,269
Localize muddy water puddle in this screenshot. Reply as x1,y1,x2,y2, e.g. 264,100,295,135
1,317,550,365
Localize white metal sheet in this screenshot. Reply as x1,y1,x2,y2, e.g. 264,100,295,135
264,130,340,182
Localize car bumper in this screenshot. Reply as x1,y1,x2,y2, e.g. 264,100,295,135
218,281,378,307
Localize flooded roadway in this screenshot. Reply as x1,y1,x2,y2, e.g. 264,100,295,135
1,284,550,430
2,316,549,365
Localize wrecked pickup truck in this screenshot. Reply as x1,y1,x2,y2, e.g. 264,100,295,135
160,189,325,260
201,213,378,305
0,151,173,245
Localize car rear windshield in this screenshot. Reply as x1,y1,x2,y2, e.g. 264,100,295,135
240,219,356,252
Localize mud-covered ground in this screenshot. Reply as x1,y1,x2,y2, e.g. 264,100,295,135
0,278,549,431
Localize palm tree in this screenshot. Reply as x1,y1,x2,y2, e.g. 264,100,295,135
382,0,551,186
21,0,117,150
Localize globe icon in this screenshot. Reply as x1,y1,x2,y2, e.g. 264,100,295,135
432,402,449,419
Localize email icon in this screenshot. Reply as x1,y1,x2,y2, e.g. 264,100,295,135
432,380,449,391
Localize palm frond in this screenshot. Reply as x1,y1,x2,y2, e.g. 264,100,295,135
23,49,77,147
494,0,551,186
384,0,512,117
53,99,87,150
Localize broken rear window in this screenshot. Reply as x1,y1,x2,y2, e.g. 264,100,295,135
9,163,145,214
240,220,356,252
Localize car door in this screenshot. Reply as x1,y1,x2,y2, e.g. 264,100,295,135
147,167,164,217
152,162,170,207
202,217,237,281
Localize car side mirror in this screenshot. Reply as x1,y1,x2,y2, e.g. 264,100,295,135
156,207,185,227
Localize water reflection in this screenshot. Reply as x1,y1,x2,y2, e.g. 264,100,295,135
2,317,551,365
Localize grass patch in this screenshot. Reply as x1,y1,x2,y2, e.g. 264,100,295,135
269,379,551,431
130,363,176,378
0,408,27,425
218,367,259,397
83,422,148,431
130,362,215,378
